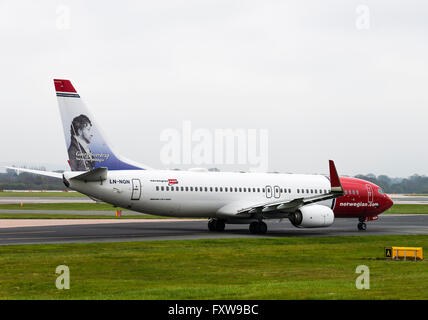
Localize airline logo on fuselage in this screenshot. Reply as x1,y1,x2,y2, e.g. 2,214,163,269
339,202,379,208
168,179,178,185
149,179,179,186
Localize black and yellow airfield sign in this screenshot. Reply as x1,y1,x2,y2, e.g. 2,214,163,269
385,247,392,258
385,247,423,261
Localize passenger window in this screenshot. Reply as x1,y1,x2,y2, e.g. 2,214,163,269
161,186,164,191
289,189,291,193
166,186,169,191
156,186,159,191
352,190,355,195
356,190,359,195
181,187,184,191
171,187,174,191
297,189,300,193
257,188,260,192
220,187,223,192
239,188,242,192
215,187,218,192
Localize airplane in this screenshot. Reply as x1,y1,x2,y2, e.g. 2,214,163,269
6,79,394,234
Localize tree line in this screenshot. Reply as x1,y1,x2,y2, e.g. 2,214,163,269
0,168,65,190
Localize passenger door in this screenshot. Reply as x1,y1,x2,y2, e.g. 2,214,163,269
366,184,373,204
131,179,142,200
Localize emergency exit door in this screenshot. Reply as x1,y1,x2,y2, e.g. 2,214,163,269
131,179,142,200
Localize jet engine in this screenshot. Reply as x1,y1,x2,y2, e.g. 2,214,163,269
289,205,334,228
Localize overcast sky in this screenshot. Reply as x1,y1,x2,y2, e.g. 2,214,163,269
0,1,427,177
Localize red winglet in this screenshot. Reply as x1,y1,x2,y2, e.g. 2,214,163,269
54,79,76,93
329,160,343,192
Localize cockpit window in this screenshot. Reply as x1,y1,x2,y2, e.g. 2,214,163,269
378,189,384,194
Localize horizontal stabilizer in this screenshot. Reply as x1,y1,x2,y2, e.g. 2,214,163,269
5,167,62,179
70,167,108,182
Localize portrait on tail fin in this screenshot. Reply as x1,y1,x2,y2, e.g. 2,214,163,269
68,114,95,171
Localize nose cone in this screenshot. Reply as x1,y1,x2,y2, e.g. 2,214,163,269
384,195,394,211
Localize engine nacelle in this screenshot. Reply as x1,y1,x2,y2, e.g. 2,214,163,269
289,205,334,228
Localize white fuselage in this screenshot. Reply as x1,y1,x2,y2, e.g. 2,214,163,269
65,170,334,221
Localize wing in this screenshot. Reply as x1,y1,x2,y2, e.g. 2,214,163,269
223,160,344,218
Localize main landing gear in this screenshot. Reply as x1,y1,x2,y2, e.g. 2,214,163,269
208,218,226,232
249,221,267,234
357,217,367,231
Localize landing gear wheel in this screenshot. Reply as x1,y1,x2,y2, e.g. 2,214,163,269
215,219,225,232
208,219,226,232
208,219,216,231
258,221,267,234
249,221,267,234
249,222,258,234
357,222,367,231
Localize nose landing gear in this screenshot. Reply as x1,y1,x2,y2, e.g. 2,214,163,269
357,217,367,231
249,221,267,234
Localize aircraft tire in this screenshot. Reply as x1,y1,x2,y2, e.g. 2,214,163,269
357,222,367,231
215,219,226,232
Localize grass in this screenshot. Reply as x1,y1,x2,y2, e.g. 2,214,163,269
384,204,428,214
0,235,426,299
0,192,85,197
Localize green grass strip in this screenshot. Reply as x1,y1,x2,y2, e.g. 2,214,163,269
384,204,428,214
0,235,426,299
